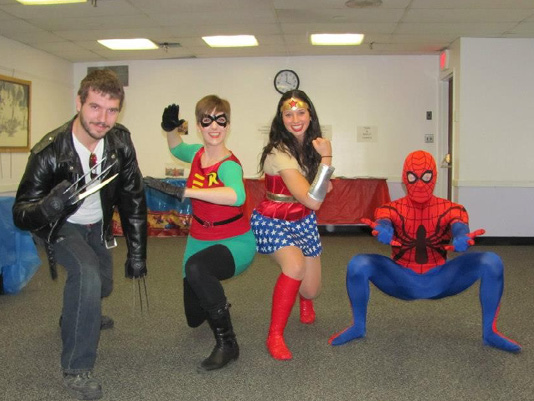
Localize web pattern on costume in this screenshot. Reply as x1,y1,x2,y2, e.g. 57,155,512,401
403,149,436,203
376,197,468,274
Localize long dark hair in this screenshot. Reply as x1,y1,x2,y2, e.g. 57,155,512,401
259,90,322,182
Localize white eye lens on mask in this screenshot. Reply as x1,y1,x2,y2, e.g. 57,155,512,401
407,172,418,184
421,171,433,183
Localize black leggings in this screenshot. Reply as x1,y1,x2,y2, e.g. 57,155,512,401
184,245,235,323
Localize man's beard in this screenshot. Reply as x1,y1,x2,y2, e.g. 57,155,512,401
79,113,110,140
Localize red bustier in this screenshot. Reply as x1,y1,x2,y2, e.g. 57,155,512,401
254,175,310,221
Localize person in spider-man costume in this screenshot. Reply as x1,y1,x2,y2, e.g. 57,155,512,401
329,150,521,353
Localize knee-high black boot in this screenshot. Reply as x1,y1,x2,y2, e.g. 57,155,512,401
199,303,239,371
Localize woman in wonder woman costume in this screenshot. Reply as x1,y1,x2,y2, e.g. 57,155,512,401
329,150,520,353
144,96,256,371
251,90,335,360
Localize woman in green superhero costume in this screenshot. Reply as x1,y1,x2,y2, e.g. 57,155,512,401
144,95,255,371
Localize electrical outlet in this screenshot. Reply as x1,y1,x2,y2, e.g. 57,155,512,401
425,134,434,143
426,111,432,120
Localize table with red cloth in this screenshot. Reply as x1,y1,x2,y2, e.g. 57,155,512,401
243,177,390,225
113,177,390,237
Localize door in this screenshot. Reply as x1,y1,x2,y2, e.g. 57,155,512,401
446,76,453,200
439,75,453,200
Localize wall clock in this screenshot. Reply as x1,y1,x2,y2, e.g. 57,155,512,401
274,69,300,94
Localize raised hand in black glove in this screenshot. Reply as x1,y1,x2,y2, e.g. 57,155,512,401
40,180,75,222
125,257,147,279
143,177,185,201
161,103,185,132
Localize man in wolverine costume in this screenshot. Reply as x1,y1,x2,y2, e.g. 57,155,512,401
329,150,520,353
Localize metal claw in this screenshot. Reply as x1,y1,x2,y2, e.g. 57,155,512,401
132,280,136,315
142,277,150,312
137,279,143,312
68,161,117,201
132,276,150,315
64,157,107,194
72,173,118,203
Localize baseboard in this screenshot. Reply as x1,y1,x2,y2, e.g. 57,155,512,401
319,225,371,235
476,237,534,246
319,226,534,245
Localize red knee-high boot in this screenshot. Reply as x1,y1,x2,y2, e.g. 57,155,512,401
299,294,316,324
267,273,301,360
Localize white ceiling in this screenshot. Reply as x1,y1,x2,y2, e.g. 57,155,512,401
0,0,533,63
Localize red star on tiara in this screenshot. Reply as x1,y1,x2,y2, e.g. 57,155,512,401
280,97,309,112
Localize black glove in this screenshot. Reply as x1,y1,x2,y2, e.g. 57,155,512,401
125,257,147,278
144,177,185,201
40,180,75,222
161,103,185,132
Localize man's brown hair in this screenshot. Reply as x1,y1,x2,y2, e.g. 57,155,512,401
77,69,125,110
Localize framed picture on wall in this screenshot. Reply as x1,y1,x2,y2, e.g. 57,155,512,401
0,74,31,152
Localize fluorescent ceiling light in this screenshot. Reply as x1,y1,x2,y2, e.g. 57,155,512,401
98,39,158,50
17,0,86,4
202,35,258,48
310,33,364,46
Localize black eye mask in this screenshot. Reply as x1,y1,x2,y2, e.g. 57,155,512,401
200,113,228,128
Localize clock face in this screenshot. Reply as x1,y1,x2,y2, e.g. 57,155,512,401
274,69,300,94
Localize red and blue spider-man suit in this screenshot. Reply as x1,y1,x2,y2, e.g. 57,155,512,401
329,150,521,353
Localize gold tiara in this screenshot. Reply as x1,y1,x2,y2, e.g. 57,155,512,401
280,98,309,112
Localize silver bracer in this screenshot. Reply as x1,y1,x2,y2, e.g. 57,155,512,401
308,164,335,202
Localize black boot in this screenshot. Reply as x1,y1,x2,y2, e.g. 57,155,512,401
198,304,239,371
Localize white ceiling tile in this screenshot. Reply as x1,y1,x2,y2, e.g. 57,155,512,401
274,0,411,10
396,22,519,36
403,9,534,23
28,15,158,32
128,0,271,12
508,21,534,34
0,0,532,62
410,0,534,9
280,22,398,35
387,34,455,44
146,9,277,26
160,24,280,38
276,9,405,23
4,30,64,44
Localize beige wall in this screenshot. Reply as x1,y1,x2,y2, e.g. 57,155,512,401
0,34,73,193
74,55,440,183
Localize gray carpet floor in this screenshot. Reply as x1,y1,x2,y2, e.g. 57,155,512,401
1,233,533,401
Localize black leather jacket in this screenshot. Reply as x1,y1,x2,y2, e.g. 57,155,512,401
12,116,147,269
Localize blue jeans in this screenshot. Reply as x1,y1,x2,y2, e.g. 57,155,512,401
52,221,113,374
